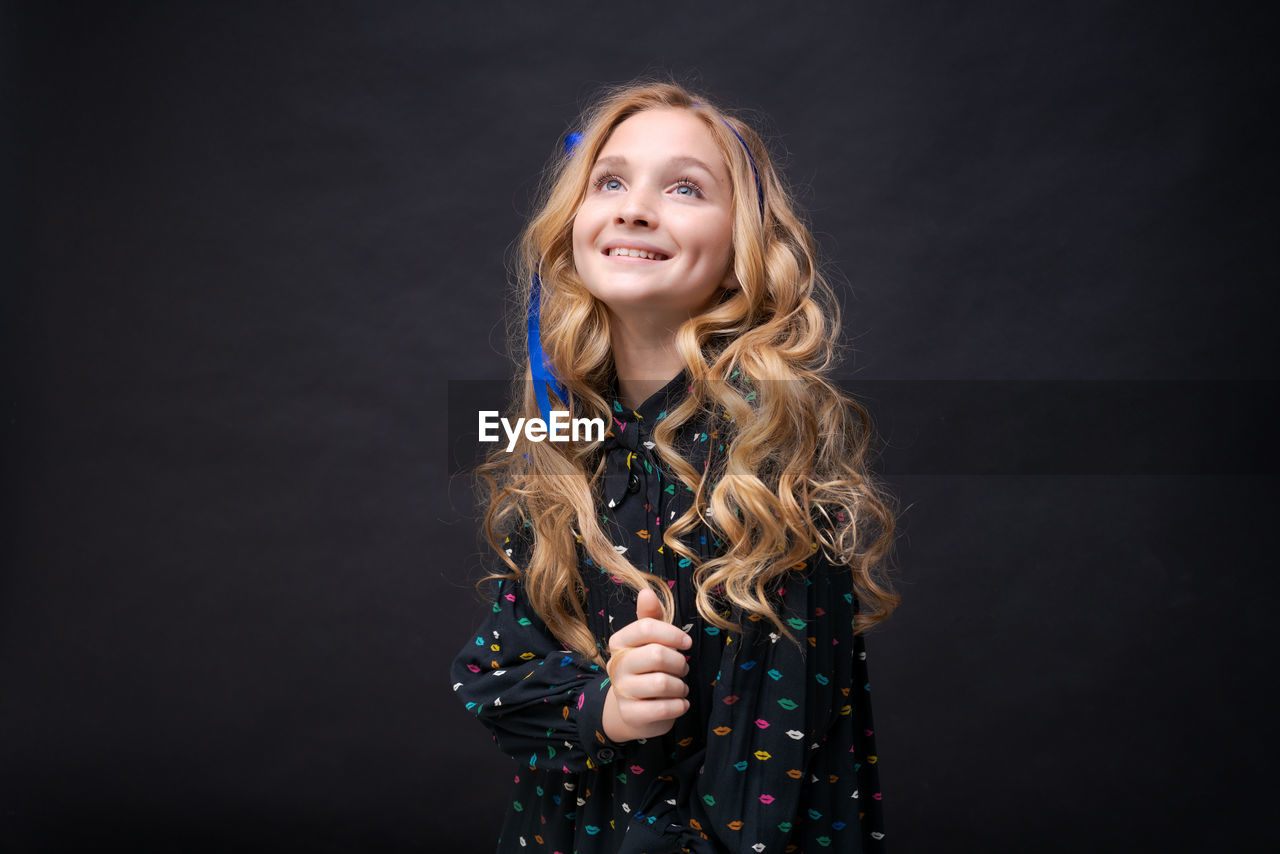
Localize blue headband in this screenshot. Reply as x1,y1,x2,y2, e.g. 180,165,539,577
695,106,766,217
527,116,764,425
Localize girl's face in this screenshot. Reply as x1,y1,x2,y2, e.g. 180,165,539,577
572,108,736,321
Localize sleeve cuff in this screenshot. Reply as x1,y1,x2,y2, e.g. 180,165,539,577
575,671,630,767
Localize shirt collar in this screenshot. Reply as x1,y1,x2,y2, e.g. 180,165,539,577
608,369,691,430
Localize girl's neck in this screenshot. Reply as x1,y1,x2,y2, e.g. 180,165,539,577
608,310,684,411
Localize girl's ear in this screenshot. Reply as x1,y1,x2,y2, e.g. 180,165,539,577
721,265,741,291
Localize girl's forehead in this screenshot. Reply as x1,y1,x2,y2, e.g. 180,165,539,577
593,109,730,181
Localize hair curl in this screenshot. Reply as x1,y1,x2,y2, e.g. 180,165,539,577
475,76,899,667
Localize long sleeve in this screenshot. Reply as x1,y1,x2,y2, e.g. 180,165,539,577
449,533,632,774
686,549,884,853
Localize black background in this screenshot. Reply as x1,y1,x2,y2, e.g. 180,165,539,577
3,1,1276,851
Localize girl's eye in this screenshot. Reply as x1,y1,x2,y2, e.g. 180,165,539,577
593,173,623,191
673,177,705,198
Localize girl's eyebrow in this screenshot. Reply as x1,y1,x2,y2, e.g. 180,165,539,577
593,154,723,183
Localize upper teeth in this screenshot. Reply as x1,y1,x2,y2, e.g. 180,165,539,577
610,247,666,260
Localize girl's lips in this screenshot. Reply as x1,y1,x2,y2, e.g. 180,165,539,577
601,246,671,261
603,252,668,263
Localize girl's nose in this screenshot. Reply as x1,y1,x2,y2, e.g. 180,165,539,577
615,188,657,227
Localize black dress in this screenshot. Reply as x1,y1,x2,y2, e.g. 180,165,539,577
450,370,886,853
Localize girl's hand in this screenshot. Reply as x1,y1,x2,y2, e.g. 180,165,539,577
601,587,692,742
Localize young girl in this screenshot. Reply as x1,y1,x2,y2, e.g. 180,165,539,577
451,79,899,854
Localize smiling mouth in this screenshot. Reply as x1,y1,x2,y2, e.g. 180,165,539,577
604,247,670,261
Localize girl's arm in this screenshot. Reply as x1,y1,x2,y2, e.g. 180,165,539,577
687,549,881,851
449,536,631,774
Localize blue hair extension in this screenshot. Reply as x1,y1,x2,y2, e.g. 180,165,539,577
526,131,582,426
528,269,567,426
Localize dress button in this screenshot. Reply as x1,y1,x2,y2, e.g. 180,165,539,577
597,747,615,762
627,472,641,494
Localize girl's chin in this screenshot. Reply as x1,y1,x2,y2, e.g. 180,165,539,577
585,284,720,311
593,294,706,317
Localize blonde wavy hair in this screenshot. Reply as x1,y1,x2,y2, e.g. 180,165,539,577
475,77,899,667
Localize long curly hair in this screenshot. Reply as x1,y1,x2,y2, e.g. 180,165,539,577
475,77,899,667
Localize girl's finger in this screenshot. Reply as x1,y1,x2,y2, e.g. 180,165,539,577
615,672,673,703
609,643,687,680
626,697,690,726
625,672,688,700
607,618,691,654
